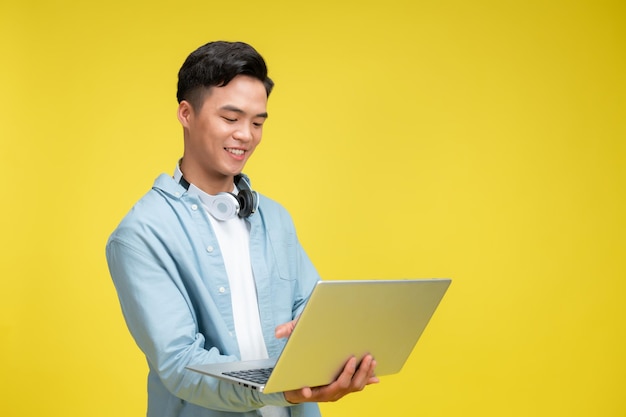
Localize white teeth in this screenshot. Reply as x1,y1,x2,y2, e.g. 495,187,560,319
226,148,244,156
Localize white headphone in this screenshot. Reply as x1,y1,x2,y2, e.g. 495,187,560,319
178,174,259,221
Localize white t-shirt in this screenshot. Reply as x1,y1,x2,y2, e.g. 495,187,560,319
175,168,289,417
207,211,268,361
202,195,290,417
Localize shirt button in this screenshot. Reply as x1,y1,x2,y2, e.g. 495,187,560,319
191,204,198,211
218,286,226,293
206,246,214,253
174,192,181,197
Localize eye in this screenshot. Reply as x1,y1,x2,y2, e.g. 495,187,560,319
252,118,267,128
222,116,237,123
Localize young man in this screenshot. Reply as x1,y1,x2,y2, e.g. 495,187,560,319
106,41,378,417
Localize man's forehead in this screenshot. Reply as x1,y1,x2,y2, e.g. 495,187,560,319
203,80,267,114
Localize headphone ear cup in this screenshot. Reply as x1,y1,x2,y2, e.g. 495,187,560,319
209,193,240,221
236,190,257,218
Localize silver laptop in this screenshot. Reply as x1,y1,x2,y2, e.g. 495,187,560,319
186,278,451,393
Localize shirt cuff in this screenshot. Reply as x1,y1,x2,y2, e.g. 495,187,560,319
260,391,292,407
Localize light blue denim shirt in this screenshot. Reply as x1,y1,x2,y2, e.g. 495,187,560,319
106,173,322,417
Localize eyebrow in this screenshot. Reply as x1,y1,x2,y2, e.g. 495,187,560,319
220,104,268,119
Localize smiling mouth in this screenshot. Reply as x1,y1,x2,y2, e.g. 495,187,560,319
225,148,245,156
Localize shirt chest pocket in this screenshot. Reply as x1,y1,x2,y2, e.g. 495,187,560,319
268,231,297,281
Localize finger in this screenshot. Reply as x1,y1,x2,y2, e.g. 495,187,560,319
333,356,358,389
284,385,313,404
367,359,379,384
274,319,296,338
351,356,376,389
368,375,380,385
274,323,288,339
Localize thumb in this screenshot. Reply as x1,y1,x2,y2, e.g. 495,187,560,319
275,319,297,339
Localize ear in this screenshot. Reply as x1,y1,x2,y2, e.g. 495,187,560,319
177,100,193,128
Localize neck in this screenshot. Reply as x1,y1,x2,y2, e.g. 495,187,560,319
178,160,234,195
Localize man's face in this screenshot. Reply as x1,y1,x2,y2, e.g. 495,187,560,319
179,75,268,191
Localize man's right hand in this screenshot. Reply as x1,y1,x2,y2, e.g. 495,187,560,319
283,354,379,404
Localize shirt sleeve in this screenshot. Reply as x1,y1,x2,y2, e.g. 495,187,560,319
105,236,290,412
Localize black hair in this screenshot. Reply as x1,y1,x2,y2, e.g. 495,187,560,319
176,41,274,109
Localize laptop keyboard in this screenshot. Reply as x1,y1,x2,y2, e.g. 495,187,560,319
223,367,274,385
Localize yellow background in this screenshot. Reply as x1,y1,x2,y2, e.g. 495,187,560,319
1,1,624,416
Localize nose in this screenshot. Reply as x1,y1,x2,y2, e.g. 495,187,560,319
233,123,253,142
